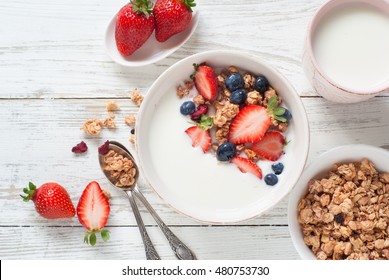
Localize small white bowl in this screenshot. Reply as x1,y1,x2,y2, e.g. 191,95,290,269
288,144,389,259
136,50,310,224
104,10,199,67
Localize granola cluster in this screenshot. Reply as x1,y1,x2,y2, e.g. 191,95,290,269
103,149,137,187
298,159,389,260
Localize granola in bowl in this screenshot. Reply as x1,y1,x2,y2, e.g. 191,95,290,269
136,50,309,223
288,145,389,260
176,64,292,185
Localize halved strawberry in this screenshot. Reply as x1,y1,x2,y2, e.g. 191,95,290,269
192,64,218,100
185,125,211,153
228,105,271,144
231,156,263,179
77,181,110,246
252,131,286,161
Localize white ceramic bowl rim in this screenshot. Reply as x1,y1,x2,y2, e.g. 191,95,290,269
137,50,310,224
306,0,389,95
288,144,389,259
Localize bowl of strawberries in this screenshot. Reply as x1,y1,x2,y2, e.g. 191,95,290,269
136,50,310,223
105,0,199,67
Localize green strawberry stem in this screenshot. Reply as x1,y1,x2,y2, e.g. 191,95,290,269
181,0,196,12
267,96,287,122
131,0,154,16
84,229,110,246
20,182,37,202
190,115,214,130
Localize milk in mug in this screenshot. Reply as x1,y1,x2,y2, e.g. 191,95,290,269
313,3,389,91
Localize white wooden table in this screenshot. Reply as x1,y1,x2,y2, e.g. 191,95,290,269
1,0,389,260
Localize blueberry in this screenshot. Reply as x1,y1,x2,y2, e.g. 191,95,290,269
253,75,269,94
180,101,196,115
230,89,247,104
264,173,278,186
216,142,237,161
280,108,292,122
271,162,284,175
225,73,244,91
334,213,344,224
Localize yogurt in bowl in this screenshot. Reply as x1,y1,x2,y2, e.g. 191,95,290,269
136,50,309,224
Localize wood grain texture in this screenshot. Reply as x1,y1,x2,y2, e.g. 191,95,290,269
0,0,322,98
0,226,298,260
2,0,389,260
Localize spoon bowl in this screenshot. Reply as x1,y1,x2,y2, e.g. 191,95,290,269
104,10,199,67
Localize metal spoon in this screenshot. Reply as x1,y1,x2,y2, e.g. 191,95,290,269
99,141,196,260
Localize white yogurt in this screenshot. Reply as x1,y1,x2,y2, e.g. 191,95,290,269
313,3,389,91
147,91,285,217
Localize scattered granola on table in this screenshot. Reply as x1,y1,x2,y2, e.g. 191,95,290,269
125,114,136,127
81,118,103,136
103,149,137,187
106,100,120,112
130,88,144,107
298,159,389,260
103,118,116,129
129,135,135,145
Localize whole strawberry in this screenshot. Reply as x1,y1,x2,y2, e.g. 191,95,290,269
21,182,76,219
77,181,110,246
154,0,196,42
115,0,155,57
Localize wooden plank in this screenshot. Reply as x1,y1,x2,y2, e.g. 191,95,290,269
0,0,322,98
0,226,298,259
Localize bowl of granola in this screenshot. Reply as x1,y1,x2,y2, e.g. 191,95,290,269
136,50,309,223
288,144,389,260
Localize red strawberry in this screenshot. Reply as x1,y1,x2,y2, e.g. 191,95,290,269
192,64,218,100
77,181,110,246
231,157,263,179
154,0,196,42
21,182,76,219
115,0,155,57
252,131,286,161
185,125,211,153
228,105,271,145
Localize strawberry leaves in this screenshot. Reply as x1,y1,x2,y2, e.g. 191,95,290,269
183,0,196,12
20,182,37,201
84,229,110,246
267,96,287,122
131,0,154,16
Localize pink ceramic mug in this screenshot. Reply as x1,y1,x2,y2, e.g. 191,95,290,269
303,0,389,103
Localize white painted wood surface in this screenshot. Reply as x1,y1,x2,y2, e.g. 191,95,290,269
1,0,389,259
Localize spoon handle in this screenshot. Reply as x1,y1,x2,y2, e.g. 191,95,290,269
126,190,161,260
134,187,196,260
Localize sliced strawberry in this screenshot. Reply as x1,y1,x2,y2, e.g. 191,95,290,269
231,157,263,179
185,125,211,153
252,131,286,161
228,105,271,144
192,64,218,100
77,181,110,246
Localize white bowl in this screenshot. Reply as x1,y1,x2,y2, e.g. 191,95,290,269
288,144,389,259
136,50,310,224
105,10,199,67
